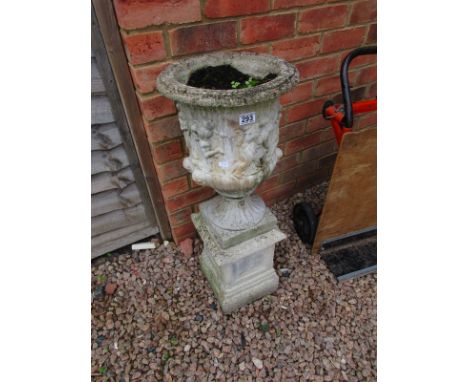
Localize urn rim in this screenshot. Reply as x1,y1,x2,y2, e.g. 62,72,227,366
156,52,299,108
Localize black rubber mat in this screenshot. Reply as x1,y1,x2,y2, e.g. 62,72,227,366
320,232,377,281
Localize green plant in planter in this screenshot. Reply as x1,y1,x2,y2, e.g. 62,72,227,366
244,77,259,88
231,77,259,89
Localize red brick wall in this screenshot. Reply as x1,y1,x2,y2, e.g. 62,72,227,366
112,0,377,244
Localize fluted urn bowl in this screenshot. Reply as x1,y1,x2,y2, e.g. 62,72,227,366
157,52,299,231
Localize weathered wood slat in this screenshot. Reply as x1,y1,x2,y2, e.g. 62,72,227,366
91,145,130,175
91,123,123,151
91,167,135,194
92,95,114,124
92,223,158,258
92,59,106,95
92,204,148,237
92,183,142,217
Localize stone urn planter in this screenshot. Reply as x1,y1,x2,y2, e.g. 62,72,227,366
157,52,299,313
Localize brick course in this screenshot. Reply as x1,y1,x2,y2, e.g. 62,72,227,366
272,36,321,62
112,0,377,243
144,116,181,143
315,72,358,97
122,31,166,65
204,0,269,18
273,0,326,10
285,99,323,123
279,121,307,144
113,0,201,30
350,0,377,24
284,132,321,155
168,207,192,227
155,159,188,183
367,23,377,43
240,14,296,44
151,139,184,164
322,27,368,54
170,22,237,56
298,5,348,34
137,94,176,121
161,176,190,199
296,54,341,80
130,62,170,93
280,82,313,105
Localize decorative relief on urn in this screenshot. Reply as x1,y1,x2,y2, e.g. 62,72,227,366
177,101,282,199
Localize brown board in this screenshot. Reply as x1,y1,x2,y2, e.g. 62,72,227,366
312,127,376,255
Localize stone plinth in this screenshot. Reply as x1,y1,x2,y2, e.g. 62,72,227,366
193,211,286,314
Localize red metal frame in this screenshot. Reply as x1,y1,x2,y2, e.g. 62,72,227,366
324,99,377,145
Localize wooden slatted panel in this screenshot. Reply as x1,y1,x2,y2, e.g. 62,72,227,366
92,122,123,151
91,43,159,258
92,3,171,240
91,167,135,194
92,95,114,125
91,145,130,175
92,59,106,95
92,223,158,258
92,183,141,217
92,204,148,237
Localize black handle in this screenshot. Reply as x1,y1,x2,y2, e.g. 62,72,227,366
341,46,377,129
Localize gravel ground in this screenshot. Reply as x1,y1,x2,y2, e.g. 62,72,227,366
91,182,377,382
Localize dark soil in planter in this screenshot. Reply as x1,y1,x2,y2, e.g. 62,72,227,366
187,64,277,90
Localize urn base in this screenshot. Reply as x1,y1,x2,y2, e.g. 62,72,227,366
200,194,267,232
192,211,286,314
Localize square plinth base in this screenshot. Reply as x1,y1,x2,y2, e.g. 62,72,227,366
192,213,286,314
